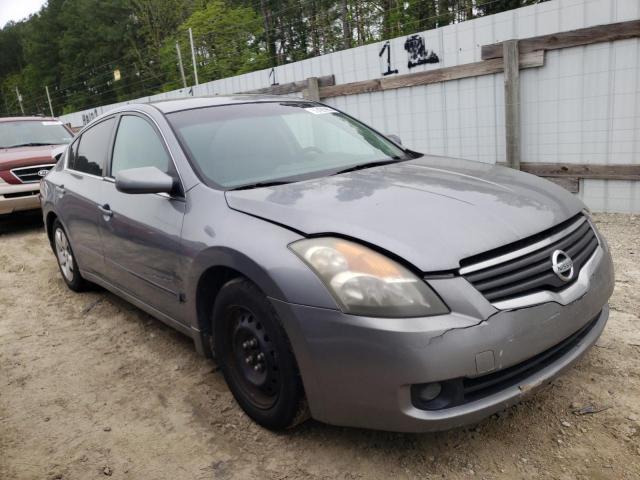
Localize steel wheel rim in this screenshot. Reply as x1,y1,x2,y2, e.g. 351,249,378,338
54,228,74,282
225,306,280,410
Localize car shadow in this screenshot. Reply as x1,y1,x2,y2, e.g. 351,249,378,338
0,210,44,236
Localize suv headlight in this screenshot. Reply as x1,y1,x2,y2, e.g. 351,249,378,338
290,238,449,317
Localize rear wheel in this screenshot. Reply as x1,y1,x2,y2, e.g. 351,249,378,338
213,278,307,430
52,219,89,292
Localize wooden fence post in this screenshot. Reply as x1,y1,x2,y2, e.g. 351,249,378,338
303,77,320,101
503,40,521,170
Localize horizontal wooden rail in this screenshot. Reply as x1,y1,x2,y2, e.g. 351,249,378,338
319,51,544,99
519,163,640,181
482,19,640,60
242,75,335,95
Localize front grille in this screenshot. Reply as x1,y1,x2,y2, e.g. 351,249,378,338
10,164,54,183
460,214,599,303
462,312,600,402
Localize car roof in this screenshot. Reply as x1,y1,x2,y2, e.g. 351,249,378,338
149,94,310,114
0,116,59,123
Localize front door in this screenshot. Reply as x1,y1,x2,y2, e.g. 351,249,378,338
56,117,115,275
98,114,186,320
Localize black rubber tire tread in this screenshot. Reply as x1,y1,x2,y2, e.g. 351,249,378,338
212,277,308,430
52,219,90,292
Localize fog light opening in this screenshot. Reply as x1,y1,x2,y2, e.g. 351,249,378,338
416,382,442,402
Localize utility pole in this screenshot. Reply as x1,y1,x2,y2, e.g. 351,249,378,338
188,28,199,86
2,87,9,115
15,86,24,115
45,86,54,117
176,42,187,89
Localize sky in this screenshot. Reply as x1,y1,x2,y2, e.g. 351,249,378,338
0,0,47,28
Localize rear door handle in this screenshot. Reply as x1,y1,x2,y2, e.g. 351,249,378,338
55,185,65,195
98,203,113,218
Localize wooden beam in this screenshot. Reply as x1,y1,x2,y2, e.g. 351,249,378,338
519,163,640,181
319,51,544,99
482,19,640,60
242,74,335,95
319,79,382,98
503,40,521,170
545,177,580,193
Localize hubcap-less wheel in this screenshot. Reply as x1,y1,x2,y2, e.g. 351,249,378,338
54,227,74,282
226,306,281,409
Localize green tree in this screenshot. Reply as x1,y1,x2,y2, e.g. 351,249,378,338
162,0,268,86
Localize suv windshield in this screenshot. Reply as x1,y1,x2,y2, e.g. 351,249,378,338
0,120,73,149
167,102,408,188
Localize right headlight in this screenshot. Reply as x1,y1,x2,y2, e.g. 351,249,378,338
290,237,449,318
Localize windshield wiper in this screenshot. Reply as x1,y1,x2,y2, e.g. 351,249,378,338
3,142,58,148
332,157,404,176
228,180,292,191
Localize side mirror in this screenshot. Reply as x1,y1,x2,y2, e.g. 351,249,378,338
115,166,175,195
387,134,402,145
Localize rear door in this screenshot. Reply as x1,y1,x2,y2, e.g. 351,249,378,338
55,118,115,275
99,113,186,320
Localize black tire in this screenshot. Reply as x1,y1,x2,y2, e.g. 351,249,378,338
212,278,307,430
52,219,89,292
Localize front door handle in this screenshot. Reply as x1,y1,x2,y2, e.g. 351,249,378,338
98,203,113,218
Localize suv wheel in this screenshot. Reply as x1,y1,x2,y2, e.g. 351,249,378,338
212,278,308,430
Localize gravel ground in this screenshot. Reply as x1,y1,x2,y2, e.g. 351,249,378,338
0,211,639,480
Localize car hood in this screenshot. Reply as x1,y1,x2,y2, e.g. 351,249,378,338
0,144,66,184
225,156,585,271
0,144,66,167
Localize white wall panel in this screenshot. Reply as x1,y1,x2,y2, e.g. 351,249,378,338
59,0,640,212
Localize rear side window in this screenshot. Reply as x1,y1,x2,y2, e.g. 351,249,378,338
69,118,115,176
110,115,171,177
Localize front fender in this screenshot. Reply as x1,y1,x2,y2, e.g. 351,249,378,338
181,185,340,331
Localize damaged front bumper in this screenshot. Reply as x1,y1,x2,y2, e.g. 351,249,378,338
270,242,614,432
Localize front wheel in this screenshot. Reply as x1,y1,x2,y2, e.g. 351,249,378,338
52,219,89,292
213,278,307,430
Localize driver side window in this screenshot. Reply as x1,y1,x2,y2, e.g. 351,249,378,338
111,115,171,177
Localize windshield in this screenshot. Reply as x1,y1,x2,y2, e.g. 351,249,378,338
0,120,73,149
167,102,407,188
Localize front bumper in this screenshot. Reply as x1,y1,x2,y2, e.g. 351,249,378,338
271,243,614,432
0,183,41,214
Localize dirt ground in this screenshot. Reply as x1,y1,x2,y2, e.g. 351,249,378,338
0,211,638,480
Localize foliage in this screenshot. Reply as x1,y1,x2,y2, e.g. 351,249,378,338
0,0,548,116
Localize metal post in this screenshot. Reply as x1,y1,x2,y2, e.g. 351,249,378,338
188,28,199,86
503,39,521,170
45,86,54,117
15,86,24,115
176,42,187,89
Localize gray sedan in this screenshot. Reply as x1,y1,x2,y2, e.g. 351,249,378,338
40,96,614,432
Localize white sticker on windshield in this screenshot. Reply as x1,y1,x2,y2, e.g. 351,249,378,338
42,121,62,125
305,107,335,115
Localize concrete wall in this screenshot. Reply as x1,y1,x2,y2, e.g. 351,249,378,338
60,0,640,212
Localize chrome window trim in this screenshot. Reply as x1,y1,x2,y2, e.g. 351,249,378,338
458,216,587,275
65,168,104,181
10,163,56,183
491,246,603,310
